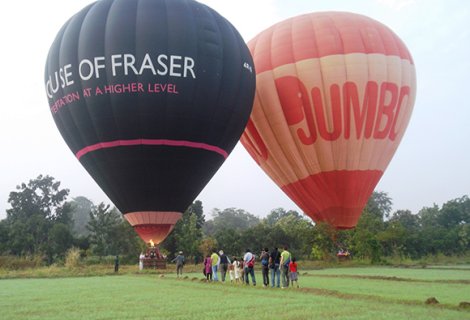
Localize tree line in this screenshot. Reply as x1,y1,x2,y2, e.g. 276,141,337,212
0,175,468,265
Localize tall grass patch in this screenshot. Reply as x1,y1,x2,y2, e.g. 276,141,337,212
64,247,82,269
0,255,44,269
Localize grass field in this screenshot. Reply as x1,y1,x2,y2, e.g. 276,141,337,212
1,266,469,320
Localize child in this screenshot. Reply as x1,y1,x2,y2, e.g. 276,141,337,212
232,257,241,284
203,254,212,282
228,258,235,283
239,258,245,283
289,257,299,288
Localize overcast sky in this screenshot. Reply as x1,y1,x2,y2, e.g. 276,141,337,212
0,0,469,220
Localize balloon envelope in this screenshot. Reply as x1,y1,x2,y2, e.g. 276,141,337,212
45,0,255,243
241,12,416,229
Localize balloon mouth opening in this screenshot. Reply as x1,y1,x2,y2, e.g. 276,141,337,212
133,224,174,245
123,211,182,244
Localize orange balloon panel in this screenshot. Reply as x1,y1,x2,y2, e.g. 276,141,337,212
124,211,181,244
241,12,416,229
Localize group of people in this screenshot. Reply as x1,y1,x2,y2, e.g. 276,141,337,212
259,246,299,288
203,250,233,282
201,246,299,288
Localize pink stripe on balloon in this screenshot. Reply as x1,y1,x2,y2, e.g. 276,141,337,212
75,139,228,160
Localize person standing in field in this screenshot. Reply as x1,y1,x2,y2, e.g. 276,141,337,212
171,251,185,278
219,250,231,282
232,257,241,284
139,252,145,271
243,249,256,286
260,248,270,287
211,250,220,281
203,254,212,282
289,257,299,288
240,258,245,283
270,247,281,288
114,255,119,273
228,259,235,283
279,245,291,288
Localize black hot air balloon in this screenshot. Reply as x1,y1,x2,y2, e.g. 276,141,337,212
44,0,255,244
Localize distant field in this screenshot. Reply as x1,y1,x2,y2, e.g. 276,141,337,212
307,266,470,280
0,266,469,320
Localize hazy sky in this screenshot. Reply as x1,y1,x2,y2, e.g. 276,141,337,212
0,0,469,220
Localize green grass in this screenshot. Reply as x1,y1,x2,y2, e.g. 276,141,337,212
299,266,470,307
306,266,470,281
300,276,468,305
1,266,469,320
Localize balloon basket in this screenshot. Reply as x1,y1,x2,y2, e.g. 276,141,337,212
337,252,351,262
141,245,167,270
142,258,166,270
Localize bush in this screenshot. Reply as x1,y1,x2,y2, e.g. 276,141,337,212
65,247,82,269
83,255,116,265
0,255,44,270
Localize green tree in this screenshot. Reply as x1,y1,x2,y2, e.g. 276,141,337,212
203,208,259,236
86,203,121,257
458,224,470,253
198,237,218,257
191,200,205,229
438,196,470,228
311,222,337,261
177,213,203,260
349,192,390,263
5,175,73,261
366,191,393,220
48,223,74,260
352,212,383,262
238,223,272,256
265,208,302,226
418,205,447,255
163,202,205,260
438,196,470,254
108,221,142,263
0,220,9,254
213,227,243,255
275,212,314,258
381,210,421,258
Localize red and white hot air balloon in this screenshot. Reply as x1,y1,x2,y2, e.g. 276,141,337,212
241,12,416,229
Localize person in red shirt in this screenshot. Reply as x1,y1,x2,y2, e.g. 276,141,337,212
289,257,299,288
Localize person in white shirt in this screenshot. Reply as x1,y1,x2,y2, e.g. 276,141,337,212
139,252,145,270
243,249,256,286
